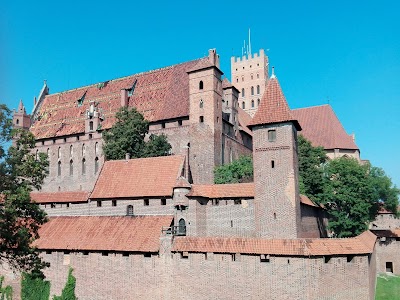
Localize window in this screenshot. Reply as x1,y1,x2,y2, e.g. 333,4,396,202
127,205,134,216
178,120,182,126
268,130,276,142
257,85,260,94
161,198,166,205
241,88,245,97
82,158,86,175
257,99,260,106
234,199,242,205
161,122,165,129
95,142,99,155
82,144,86,156
112,200,117,207
97,200,102,207
58,147,61,158
271,160,275,168
70,145,73,157
178,218,186,236
251,86,254,95
199,81,204,90
386,262,393,273
51,203,56,208
144,199,149,206
251,100,254,108
241,76,244,82
242,102,245,109
57,161,61,176
236,78,238,83
199,99,204,108
199,116,204,123
251,74,253,80
89,121,93,131
257,73,259,79
94,157,99,174
16,119,19,125
69,160,73,176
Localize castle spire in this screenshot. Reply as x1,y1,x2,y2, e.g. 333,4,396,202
18,99,26,113
249,72,301,130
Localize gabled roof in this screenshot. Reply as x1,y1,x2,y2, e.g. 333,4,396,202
237,108,253,136
248,76,301,130
31,191,89,203
35,216,173,252
90,155,185,199
29,57,210,139
292,105,358,150
173,231,376,256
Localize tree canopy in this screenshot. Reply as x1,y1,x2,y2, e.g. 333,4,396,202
214,155,253,184
103,107,172,160
0,104,49,276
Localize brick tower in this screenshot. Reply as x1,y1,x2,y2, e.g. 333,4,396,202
188,49,223,184
231,49,269,117
248,70,302,239
12,99,31,130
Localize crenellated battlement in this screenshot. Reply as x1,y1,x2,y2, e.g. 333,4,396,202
231,49,265,63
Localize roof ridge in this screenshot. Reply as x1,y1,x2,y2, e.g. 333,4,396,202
292,104,331,111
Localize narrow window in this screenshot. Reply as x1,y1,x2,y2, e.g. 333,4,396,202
58,147,61,158
57,161,61,176
82,144,86,156
251,100,254,108
94,157,99,174
89,121,93,131
161,198,166,205
230,220,233,227
199,81,204,90
241,88,245,97
70,145,73,157
268,130,276,142
257,99,260,106
199,116,204,123
95,142,99,155
127,205,134,216
112,200,117,207
97,200,102,207
161,122,165,129
257,85,260,94
271,160,275,168
241,77,244,82
251,74,253,79
82,158,86,175
69,160,73,176
251,86,254,95
273,212,276,219
178,120,182,126
16,119,19,125
144,199,149,206
242,102,245,109
199,99,204,108
178,218,186,236
257,73,259,78
236,78,238,83
386,262,393,273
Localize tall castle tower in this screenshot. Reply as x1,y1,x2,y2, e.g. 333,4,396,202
231,49,269,117
248,70,302,239
12,100,31,130
188,49,223,184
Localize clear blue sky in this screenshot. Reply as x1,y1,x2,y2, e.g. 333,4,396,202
1,1,399,188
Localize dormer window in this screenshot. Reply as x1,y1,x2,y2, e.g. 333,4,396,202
199,81,204,90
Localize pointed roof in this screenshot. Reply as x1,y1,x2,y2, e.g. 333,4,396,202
174,176,191,189
248,75,301,130
17,99,26,114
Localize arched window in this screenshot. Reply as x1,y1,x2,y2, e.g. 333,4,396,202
82,158,86,175
57,161,61,176
257,99,260,106
199,99,204,109
127,205,134,216
95,142,99,155
251,74,253,80
82,144,86,156
241,88,245,97
69,160,73,176
16,119,19,125
58,147,61,158
89,121,93,131
257,85,260,94
178,218,186,236
251,86,254,95
251,100,255,108
257,73,259,79
236,78,238,83
70,145,73,157
94,157,99,174
47,148,50,156
241,76,244,82
199,81,204,90
242,101,245,109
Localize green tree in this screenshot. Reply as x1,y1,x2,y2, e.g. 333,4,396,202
53,268,76,300
214,155,253,184
297,135,327,203
21,272,50,300
103,107,171,160
0,276,13,300
321,157,378,237
0,105,49,276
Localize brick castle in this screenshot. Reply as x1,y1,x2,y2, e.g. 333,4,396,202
4,48,398,299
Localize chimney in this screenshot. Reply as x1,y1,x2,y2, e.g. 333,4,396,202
208,49,220,69
125,153,130,161
121,89,128,107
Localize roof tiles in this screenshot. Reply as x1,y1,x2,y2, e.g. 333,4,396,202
292,105,358,150
35,216,173,252
31,191,89,203
90,155,185,199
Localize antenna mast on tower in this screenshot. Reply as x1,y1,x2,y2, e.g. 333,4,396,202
248,28,252,56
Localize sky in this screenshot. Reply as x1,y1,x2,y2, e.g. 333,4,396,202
1,0,399,188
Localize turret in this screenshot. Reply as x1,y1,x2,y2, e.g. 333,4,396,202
248,69,302,239
13,99,31,130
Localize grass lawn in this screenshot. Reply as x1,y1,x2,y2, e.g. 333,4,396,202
376,273,400,300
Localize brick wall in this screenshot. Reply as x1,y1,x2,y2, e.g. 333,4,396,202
375,238,400,274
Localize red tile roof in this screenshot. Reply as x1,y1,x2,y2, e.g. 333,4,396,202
30,57,210,139
174,176,191,189
188,183,254,198
31,191,89,203
237,108,253,136
249,76,301,130
371,229,400,238
173,231,376,256
292,105,358,150
90,155,185,199
222,78,233,89
35,216,173,252
299,195,318,207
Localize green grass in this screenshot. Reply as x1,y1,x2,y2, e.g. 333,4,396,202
376,273,400,300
